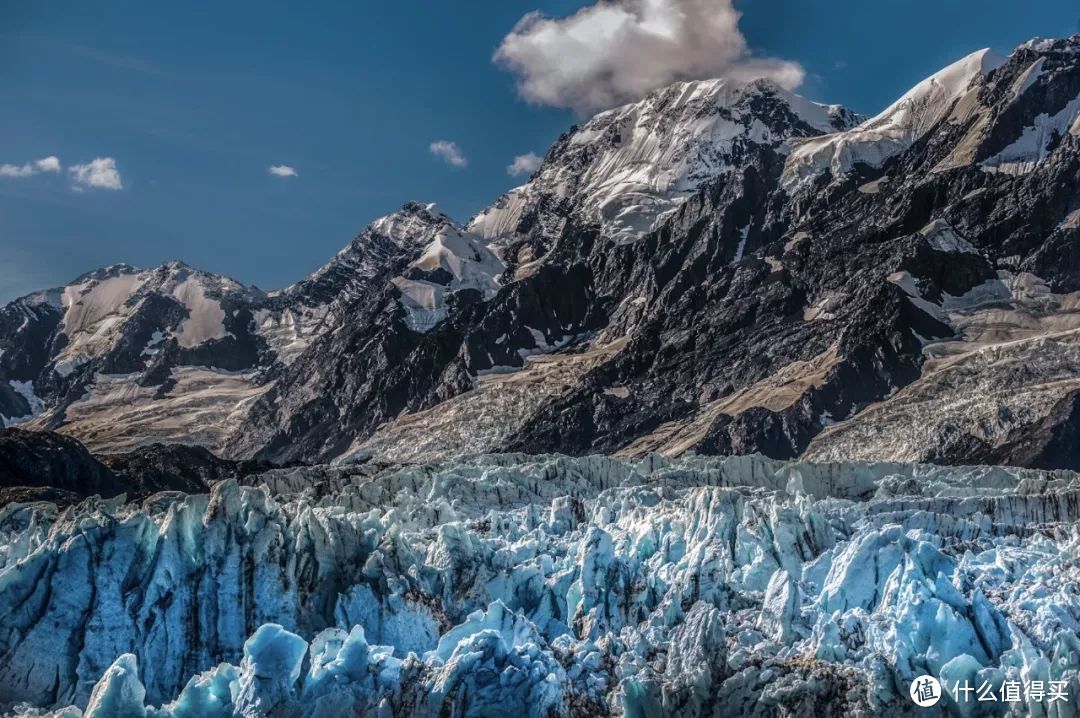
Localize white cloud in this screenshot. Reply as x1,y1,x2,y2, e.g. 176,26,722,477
494,0,805,115
69,157,123,191
506,152,543,177
429,140,468,168
268,164,298,178
0,156,62,178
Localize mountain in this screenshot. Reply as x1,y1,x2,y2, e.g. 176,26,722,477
346,37,1080,469
222,78,863,464
469,77,858,258
4,36,1080,470
0,261,272,451
0,205,474,455
483,37,1080,468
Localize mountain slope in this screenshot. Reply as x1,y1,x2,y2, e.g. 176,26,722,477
223,78,862,463
497,35,1080,466
469,77,858,259
0,262,270,444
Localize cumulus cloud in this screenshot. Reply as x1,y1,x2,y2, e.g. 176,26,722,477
429,140,468,168
494,0,805,114
268,164,298,178
506,152,543,177
69,157,123,191
0,156,62,178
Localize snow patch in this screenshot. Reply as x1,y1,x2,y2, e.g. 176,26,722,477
920,219,979,254
392,224,504,333
1,380,45,426
171,279,227,348
982,89,1080,174
784,49,1005,187
732,223,750,263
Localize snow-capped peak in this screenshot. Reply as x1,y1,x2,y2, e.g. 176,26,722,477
783,48,1007,187
369,201,457,249
279,201,459,300
51,262,256,373
469,76,858,247
391,216,504,333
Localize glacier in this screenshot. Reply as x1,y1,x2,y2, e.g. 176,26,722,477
1,453,1079,717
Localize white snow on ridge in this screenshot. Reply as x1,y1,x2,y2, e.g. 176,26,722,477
982,88,1080,175
392,223,504,333
254,306,328,366
733,223,750,262
171,278,228,347
411,222,505,288
57,270,145,366
920,219,979,254
49,263,246,373
370,202,452,248
470,77,851,246
268,202,490,342
1009,56,1045,98
783,49,1006,187
0,379,44,426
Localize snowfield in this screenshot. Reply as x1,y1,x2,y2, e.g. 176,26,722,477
1,453,1078,717
469,77,857,247
783,49,1006,188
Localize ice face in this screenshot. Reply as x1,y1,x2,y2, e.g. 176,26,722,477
1,453,1079,717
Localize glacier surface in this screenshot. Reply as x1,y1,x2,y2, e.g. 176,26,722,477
1,454,1079,717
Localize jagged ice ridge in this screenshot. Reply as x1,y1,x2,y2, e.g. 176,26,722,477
1,454,1079,716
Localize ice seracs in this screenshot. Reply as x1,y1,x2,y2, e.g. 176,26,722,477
2,453,1079,716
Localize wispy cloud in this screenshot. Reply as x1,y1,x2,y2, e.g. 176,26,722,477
495,0,804,114
59,42,162,76
506,152,543,177
69,158,123,191
429,140,468,168
268,164,298,178
0,156,61,179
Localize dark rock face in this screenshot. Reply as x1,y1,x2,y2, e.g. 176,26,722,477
499,38,1080,465
0,428,127,502
98,443,274,497
0,429,275,506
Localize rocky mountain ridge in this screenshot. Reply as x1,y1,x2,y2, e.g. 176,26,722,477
3,36,1080,469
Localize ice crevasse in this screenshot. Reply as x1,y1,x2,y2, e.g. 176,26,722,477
1,453,1079,717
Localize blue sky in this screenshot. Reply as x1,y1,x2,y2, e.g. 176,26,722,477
1,0,1077,302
